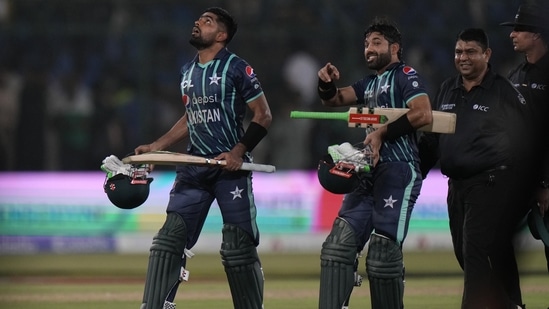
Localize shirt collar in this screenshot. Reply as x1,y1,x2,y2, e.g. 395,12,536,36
385,61,402,73
191,47,230,63
452,63,496,90
533,51,549,68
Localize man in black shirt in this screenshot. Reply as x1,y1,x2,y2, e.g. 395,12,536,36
501,1,549,273
419,28,534,309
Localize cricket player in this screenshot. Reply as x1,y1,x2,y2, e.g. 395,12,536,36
315,17,433,309
133,7,272,309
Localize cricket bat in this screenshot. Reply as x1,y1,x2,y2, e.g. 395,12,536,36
122,151,276,173
290,107,456,134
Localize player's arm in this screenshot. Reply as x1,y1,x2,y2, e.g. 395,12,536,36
216,94,272,170
135,113,190,154
364,94,433,166
374,94,433,140
317,62,357,107
233,93,272,156
320,86,358,107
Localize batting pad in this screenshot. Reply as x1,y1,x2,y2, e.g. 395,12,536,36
366,233,404,309
319,217,359,309
141,213,187,309
220,224,264,309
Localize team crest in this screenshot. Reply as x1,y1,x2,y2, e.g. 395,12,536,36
402,66,417,75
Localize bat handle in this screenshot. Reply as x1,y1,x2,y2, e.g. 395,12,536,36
290,110,349,121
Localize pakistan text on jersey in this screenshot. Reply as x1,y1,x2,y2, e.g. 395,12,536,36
188,108,221,125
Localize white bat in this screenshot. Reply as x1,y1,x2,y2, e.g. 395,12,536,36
122,151,276,173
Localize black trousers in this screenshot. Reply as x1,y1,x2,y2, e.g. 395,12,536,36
447,168,530,309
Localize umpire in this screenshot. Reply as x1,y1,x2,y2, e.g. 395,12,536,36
419,28,536,309
500,1,549,273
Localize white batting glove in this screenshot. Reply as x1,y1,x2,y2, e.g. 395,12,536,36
328,142,373,173
100,155,132,178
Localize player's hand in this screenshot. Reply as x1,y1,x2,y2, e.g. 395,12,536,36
134,144,157,171
318,62,340,83
363,130,382,167
214,151,243,171
135,144,152,154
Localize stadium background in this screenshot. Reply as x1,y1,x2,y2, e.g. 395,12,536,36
0,0,543,254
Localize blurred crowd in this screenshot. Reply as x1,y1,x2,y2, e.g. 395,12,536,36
0,0,524,171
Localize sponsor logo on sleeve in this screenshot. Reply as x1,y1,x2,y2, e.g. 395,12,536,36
402,66,417,75
245,66,256,78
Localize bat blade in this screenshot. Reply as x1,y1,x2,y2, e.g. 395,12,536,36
122,151,276,173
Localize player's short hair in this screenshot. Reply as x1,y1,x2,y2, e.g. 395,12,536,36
456,28,489,51
364,17,403,60
204,7,238,44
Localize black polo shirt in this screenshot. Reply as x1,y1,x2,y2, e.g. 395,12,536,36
433,68,533,179
508,52,549,181
508,52,549,121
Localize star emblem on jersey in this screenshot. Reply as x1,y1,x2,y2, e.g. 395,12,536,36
209,73,222,85
380,83,391,93
383,195,398,208
230,186,244,200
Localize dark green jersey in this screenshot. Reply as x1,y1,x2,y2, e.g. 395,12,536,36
180,48,263,156
352,62,428,163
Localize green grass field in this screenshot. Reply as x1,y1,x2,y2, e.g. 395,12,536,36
1,250,547,309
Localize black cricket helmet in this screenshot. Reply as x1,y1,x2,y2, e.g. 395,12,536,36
317,154,359,194
104,170,153,210
527,206,549,247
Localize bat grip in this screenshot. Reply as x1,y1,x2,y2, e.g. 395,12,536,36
290,111,348,121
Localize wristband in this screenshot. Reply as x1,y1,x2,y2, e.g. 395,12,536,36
239,122,268,151
318,78,337,100
385,114,415,140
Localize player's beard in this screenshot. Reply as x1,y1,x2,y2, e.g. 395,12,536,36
366,49,392,71
189,36,214,50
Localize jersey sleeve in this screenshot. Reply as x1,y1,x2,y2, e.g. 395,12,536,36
232,59,264,103
396,65,428,106
351,78,367,105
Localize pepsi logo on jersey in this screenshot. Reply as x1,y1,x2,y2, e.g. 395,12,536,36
182,94,218,107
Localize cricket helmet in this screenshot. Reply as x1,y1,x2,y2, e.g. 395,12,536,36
104,173,153,209
317,154,359,194
527,206,549,247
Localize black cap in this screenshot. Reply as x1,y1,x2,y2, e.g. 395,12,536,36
500,4,549,30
